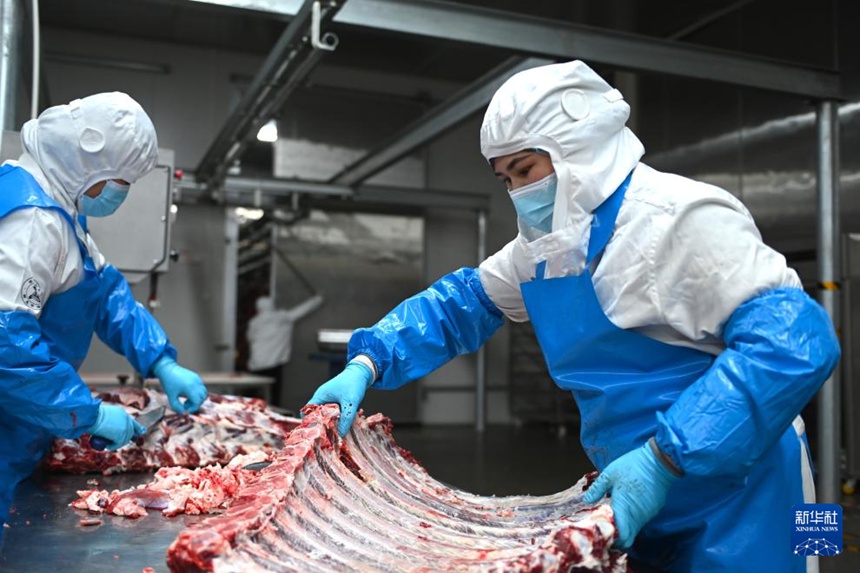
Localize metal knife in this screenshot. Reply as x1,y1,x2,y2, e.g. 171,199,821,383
242,460,272,471
90,406,166,451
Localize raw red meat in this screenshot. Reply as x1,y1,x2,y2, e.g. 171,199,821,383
71,452,270,518
166,405,628,573
47,388,299,475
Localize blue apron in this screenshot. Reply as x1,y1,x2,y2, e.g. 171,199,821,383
521,173,809,571
0,165,102,522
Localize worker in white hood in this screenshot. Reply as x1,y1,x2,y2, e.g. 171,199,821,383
0,93,207,528
306,61,838,571
247,293,323,406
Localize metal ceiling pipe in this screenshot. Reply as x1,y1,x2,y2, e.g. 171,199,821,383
44,52,171,74
647,101,860,171
177,173,490,210
0,0,24,130
645,101,860,249
816,100,841,504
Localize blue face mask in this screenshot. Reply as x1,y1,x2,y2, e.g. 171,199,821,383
78,180,130,217
509,173,557,233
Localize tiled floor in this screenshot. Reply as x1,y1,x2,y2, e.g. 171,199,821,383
391,423,860,572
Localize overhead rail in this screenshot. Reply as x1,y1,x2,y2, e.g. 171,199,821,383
330,56,553,187
177,174,490,211
194,0,345,191
185,0,840,100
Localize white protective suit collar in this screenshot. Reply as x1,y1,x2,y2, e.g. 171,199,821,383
480,60,644,276
19,92,158,206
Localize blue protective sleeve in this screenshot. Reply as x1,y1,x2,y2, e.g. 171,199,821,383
348,267,505,390
0,311,99,438
655,287,840,478
94,264,177,378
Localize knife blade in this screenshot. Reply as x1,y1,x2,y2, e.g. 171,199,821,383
90,406,166,451
242,461,272,471
135,406,167,432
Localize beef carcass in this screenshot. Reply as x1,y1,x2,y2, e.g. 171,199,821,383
167,404,627,573
47,388,299,475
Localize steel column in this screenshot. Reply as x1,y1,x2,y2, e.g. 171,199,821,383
0,0,23,130
221,208,240,371
816,100,841,504
269,220,278,304
475,209,487,432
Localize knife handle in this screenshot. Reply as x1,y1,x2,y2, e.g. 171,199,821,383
90,436,109,451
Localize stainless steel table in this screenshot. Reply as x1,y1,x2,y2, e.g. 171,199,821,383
81,371,276,404
0,470,201,572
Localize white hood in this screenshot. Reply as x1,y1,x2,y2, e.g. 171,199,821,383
480,60,644,276
256,296,275,313
19,92,158,207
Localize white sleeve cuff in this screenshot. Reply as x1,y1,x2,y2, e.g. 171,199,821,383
349,355,378,385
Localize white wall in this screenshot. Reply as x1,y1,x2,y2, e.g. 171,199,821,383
421,207,479,423
42,28,263,170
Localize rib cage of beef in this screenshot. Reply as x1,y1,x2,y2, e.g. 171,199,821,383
167,404,628,573
46,388,300,475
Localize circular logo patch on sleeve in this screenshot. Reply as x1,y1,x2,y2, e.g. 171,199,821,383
21,277,43,311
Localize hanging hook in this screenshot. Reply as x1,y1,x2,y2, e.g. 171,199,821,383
311,1,339,51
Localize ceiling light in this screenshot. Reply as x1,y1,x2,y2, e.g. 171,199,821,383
256,119,278,143
235,207,265,221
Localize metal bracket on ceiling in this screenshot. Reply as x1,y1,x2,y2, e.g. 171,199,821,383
311,1,339,51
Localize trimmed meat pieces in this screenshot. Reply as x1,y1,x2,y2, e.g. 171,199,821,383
48,389,299,475
71,453,270,518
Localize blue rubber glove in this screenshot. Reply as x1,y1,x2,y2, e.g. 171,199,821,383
152,356,208,414
306,361,374,437
581,442,678,550
90,404,146,451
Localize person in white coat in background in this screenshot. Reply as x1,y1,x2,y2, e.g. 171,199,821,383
0,92,207,530
306,61,839,572
247,293,323,407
